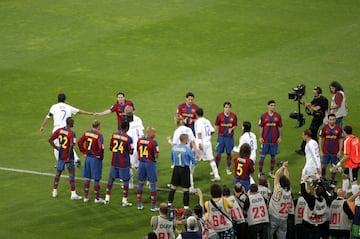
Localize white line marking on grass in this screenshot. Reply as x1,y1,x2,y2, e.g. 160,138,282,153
0,167,174,191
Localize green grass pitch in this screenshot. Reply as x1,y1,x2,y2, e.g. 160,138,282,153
1,0,360,238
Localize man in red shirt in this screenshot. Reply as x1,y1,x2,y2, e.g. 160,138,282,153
215,101,238,175
335,125,360,194
177,92,199,135
95,92,135,130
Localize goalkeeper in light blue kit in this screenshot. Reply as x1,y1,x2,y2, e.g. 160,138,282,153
167,134,198,209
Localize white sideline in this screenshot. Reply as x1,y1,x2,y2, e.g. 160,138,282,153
0,166,169,189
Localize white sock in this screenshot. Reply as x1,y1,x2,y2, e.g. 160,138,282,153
352,184,359,195
210,161,220,178
342,179,350,191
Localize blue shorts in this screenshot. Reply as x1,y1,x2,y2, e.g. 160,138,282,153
216,136,234,155
260,143,279,155
321,155,339,165
56,160,74,171
138,161,157,182
109,166,130,181
233,178,250,192
82,156,103,180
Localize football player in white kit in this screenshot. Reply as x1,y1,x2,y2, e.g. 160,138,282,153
233,121,257,183
194,107,220,182
301,129,321,181
40,93,93,167
124,106,144,189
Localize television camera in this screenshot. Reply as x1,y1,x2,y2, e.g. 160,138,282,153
288,84,306,128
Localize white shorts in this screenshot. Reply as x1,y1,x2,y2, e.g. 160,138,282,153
130,150,139,168
301,167,320,181
197,141,214,161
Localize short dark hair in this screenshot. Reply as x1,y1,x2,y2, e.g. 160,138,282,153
58,93,66,102
117,92,125,97
210,183,222,198
121,121,129,131
195,107,204,117
193,204,203,217
186,92,194,98
327,113,336,119
147,232,157,239
279,175,291,191
234,183,243,193
242,121,251,132
222,185,231,197
249,184,258,193
223,101,231,107
343,125,353,135
92,120,101,128
267,99,276,105
303,129,312,137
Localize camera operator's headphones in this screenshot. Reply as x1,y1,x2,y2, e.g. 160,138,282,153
314,86,322,95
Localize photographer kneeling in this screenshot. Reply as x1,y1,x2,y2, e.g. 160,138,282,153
296,86,328,155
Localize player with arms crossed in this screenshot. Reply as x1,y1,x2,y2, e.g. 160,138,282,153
48,117,82,200
104,121,134,206
136,127,159,211
77,120,104,203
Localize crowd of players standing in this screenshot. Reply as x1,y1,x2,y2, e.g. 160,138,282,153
40,81,360,239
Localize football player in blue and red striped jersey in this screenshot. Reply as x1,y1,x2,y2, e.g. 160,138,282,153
177,92,199,135
136,127,159,211
319,113,343,180
95,92,135,130
78,120,104,203
104,121,134,206
258,100,283,178
48,117,82,200
214,101,238,175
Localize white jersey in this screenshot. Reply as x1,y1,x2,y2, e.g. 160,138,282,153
47,102,79,132
247,193,269,226
294,196,307,225
194,117,215,160
233,132,258,162
127,115,144,168
329,198,351,231
268,185,293,220
151,215,175,239
258,185,271,204
303,198,328,226
302,139,321,179
208,198,233,232
331,90,348,118
194,117,214,143
227,195,246,224
172,125,195,147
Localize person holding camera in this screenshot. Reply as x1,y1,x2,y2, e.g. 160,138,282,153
300,175,333,239
151,202,177,239
296,86,328,155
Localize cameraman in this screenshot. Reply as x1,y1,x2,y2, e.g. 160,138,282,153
296,86,328,155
